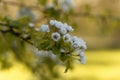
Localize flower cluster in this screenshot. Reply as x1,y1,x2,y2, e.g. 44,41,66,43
49,20,74,42
30,20,87,72
39,20,87,64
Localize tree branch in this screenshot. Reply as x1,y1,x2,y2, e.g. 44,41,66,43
0,22,34,46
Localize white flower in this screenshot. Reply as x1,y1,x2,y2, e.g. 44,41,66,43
72,42,80,49
66,26,74,32
80,56,86,64
79,51,85,57
52,32,61,42
55,21,63,29
59,27,67,34
78,38,87,49
40,25,50,32
72,36,87,50
72,36,79,42
81,43,87,50
29,23,34,28
63,23,68,28
63,34,71,42
50,20,57,26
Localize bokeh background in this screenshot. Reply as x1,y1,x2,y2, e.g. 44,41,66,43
0,0,120,80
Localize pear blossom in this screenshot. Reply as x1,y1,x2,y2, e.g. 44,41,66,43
78,38,87,49
79,51,85,57
36,19,87,67
50,20,57,26
63,34,71,42
55,21,63,29
63,23,68,28
80,56,86,64
66,26,74,32
52,32,61,42
72,36,80,42
40,25,50,32
59,26,67,34
72,37,87,50
72,42,80,49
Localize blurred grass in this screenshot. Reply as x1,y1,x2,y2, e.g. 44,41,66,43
0,50,120,80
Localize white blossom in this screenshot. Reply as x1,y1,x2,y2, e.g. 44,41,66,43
72,42,80,49
79,51,85,57
63,23,68,28
40,25,50,32
78,38,87,49
66,26,74,32
55,21,63,29
72,36,79,42
80,56,86,64
63,34,71,42
52,32,61,42
72,37,87,50
29,23,34,28
59,27,67,34
50,20,57,26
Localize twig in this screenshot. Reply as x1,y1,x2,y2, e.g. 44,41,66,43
0,22,34,46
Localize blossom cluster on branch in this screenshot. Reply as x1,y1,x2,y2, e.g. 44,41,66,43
28,20,87,72
0,0,86,73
